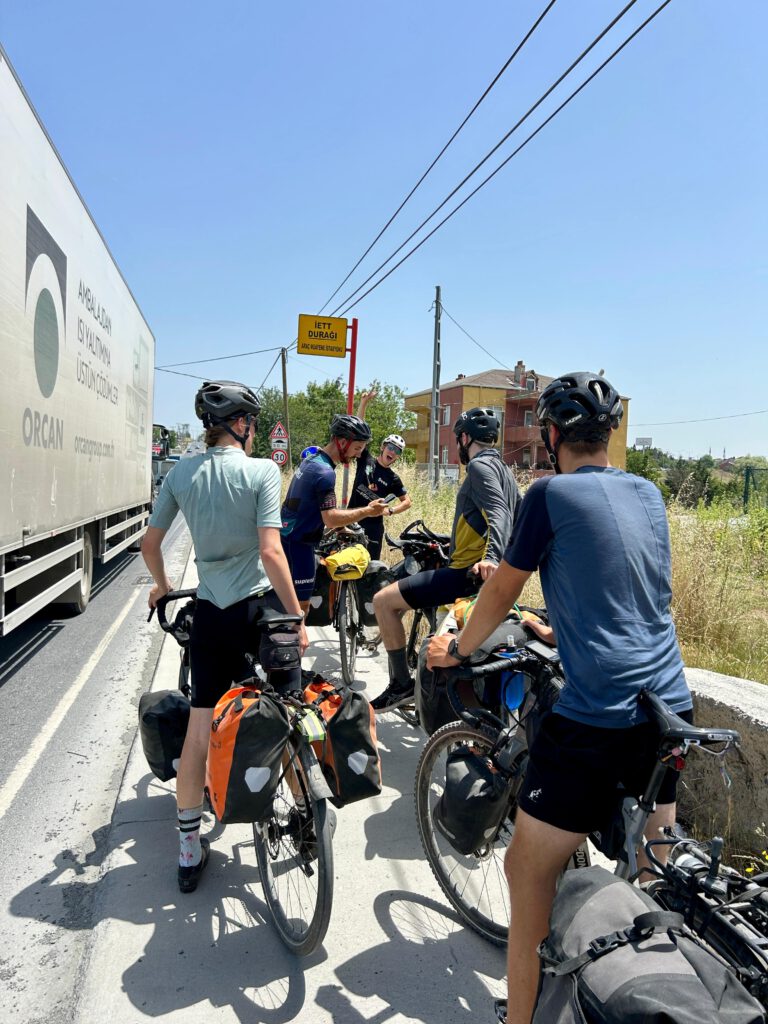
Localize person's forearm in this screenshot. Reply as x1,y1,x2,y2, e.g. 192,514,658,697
457,563,526,655
261,548,303,616
141,534,172,589
323,506,370,528
391,496,412,516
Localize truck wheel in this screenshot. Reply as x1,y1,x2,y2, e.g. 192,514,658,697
61,531,94,615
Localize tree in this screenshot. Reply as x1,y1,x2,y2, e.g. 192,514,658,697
253,378,415,466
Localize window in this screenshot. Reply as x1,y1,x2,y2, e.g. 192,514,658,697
524,410,534,428
526,377,536,391
442,404,451,426
441,446,449,464
522,447,531,467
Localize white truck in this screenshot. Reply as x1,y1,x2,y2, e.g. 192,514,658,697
0,47,154,635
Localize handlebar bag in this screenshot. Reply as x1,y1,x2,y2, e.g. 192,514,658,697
306,560,336,627
532,865,764,1024
325,543,371,581
205,687,290,824
415,635,504,736
434,745,514,856
356,560,391,626
258,618,301,673
303,677,382,807
138,689,190,782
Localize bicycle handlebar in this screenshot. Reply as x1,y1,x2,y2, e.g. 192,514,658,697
150,588,198,631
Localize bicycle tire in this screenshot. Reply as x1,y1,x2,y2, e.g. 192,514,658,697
338,581,360,686
253,737,334,956
415,720,516,946
405,606,437,672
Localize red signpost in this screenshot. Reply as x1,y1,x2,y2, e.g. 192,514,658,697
341,317,359,505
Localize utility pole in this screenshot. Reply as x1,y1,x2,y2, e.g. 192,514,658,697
428,285,442,489
280,348,291,466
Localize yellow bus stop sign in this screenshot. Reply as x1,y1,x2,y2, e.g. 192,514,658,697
297,314,348,358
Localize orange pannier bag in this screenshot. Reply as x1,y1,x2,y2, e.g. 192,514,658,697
205,686,290,824
303,677,382,808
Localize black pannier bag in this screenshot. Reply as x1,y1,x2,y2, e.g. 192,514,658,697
258,608,301,673
306,559,335,627
356,560,391,626
138,689,190,781
434,745,513,855
532,865,765,1024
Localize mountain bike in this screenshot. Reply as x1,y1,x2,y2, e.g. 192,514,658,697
153,590,335,956
413,635,766,1006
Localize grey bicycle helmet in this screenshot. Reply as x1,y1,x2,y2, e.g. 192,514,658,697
195,380,261,426
330,414,372,442
536,372,623,441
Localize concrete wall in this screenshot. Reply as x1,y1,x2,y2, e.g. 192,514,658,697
678,667,768,857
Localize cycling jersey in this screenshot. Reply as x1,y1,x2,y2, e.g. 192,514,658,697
449,448,520,569
503,465,692,728
349,451,408,558
149,447,281,608
280,450,337,543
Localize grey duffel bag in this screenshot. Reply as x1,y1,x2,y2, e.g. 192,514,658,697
531,865,765,1024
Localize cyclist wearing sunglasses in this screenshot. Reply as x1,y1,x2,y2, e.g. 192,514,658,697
347,390,412,559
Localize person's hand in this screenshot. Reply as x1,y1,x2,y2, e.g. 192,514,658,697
360,388,377,405
366,498,388,518
427,633,460,669
523,618,556,645
471,560,498,582
148,580,173,609
297,622,309,656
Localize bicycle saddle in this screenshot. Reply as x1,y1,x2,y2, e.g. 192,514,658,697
258,607,304,627
639,690,740,747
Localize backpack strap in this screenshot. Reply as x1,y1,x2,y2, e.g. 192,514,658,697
541,910,685,977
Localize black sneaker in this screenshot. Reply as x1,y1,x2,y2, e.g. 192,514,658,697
370,681,415,712
178,837,210,894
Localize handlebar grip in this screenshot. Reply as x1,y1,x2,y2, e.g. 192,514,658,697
154,589,198,631
452,656,525,679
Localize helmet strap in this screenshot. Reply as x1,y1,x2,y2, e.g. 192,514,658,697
540,424,563,475
222,414,253,450
335,437,353,464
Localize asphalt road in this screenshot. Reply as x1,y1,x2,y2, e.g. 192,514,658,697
0,520,192,1024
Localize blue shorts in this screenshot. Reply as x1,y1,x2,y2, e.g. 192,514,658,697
281,535,317,602
398,565,478,611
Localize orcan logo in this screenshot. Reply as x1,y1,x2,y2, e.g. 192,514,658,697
25,206,67,398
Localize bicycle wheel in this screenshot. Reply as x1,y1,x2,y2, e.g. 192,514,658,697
405,607,437,672
337,581,360,685
415,720,517,946
253,738,334,956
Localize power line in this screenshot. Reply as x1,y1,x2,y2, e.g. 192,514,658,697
256,350,283,394
440,304,515,371
156,345,282,369
156,366,212,382
633,409,768,427
334,0,672,317
317,0,560,314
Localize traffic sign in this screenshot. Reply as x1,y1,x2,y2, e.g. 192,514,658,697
271,449,287,466
270,438,288,450
297,314,347,358
269,421,289,440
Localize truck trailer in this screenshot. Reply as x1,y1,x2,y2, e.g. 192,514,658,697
0,47,154,636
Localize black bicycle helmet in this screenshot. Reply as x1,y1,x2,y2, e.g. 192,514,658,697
453,408,500,443
536,372,623,442
194,380,261,426
329,414,372,442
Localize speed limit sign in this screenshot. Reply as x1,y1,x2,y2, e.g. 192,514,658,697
271,449,287,466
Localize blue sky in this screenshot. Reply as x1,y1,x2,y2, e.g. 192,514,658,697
3,0,766,457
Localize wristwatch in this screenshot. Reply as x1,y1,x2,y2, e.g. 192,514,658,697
447,636,471,664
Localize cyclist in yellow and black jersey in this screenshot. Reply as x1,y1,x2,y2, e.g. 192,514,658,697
371,407,521,711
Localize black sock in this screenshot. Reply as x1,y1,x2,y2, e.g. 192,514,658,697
387,647,412,690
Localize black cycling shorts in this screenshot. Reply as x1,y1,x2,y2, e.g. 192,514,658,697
517,707,694,834
398,565,478,611
189,590,300,708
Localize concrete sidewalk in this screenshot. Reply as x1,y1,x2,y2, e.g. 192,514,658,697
72,556,506,1024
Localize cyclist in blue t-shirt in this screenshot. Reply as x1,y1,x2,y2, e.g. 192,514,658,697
280,414,388,614
428,372,693,1024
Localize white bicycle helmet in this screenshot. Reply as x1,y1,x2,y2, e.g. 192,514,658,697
383,433,406,453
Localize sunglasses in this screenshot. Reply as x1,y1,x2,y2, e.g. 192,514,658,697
384,443,402,454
